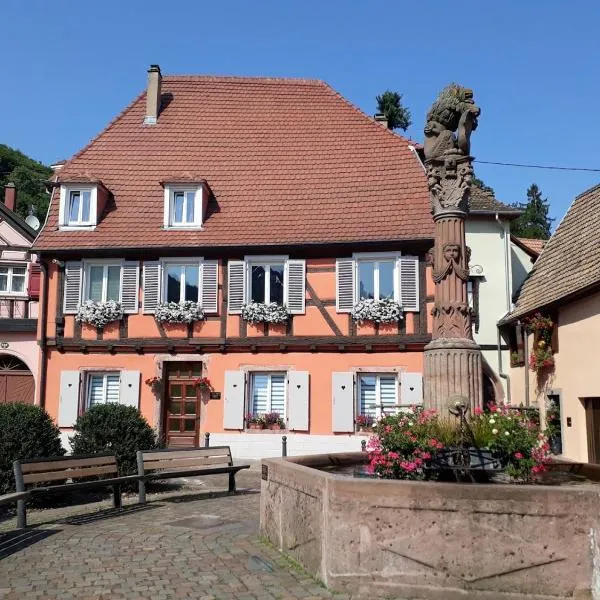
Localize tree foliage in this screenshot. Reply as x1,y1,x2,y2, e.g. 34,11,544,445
511,184,553,240
0,144,52,221
375,90,412,131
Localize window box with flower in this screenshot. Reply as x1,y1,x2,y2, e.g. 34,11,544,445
154,301,205,324
264,412,285,430
246,413,265,430
76,300,124,329
355,414,374,432
524,312,555,373
241,302,290,324
351,298,403,324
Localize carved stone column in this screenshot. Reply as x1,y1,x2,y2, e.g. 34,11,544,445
422,86,483,413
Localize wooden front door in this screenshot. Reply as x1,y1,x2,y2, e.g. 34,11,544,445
586,397,600,463
164,362,202,447
0,356,34,404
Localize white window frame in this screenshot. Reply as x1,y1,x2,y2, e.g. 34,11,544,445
163,185,203,229
59,185,98,229
249,371,287,418
0,263,28,297
357,372,399,418
83,260,123,303
161,258,202,303
353,252,400,303
245,255,288,306
85,371,121,410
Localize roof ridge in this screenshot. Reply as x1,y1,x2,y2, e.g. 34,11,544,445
162,74,325,85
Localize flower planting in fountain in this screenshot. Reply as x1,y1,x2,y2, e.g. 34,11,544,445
367,404,551,482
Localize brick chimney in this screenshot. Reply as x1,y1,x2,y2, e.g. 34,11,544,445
144,64,162,125
4,183,16,212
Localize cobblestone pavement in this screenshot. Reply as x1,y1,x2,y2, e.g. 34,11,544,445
0,470,343,600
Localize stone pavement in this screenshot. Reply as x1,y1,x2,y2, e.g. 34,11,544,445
0,469,344,600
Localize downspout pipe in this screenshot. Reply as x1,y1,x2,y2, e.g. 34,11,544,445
38,256,49,409
495,213,512,404
522,319,530,407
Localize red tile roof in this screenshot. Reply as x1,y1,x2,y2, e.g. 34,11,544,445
36,75,432,252
513,236,545,257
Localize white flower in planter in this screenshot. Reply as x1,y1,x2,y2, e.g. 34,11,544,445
154,301,205,324
76,300,124,329
241,302,290,324
351,298,404,324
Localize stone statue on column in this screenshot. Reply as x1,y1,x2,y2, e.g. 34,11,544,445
423,84,483,413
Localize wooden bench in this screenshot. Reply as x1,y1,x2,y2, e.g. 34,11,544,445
136,446,250,503
13,453,138,528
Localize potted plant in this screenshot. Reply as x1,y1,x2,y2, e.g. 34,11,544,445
195,377,213,393
144,376,162,394
265,412,284,430
246,413,265,430
154,301,205,324
355,414,374,432
241,302,290,324
524,313,555,373
76,300,124,329
351,298,403,324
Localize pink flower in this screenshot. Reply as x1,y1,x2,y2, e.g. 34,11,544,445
473,406,483,416
514,452,523,460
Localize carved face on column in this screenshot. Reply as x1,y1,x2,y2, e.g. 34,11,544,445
443,243,461,264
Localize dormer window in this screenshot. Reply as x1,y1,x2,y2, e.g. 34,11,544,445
58,183,106,229
162,182,208,229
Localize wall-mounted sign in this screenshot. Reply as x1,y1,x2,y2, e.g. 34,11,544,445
209,391,221,400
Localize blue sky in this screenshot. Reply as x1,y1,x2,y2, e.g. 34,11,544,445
2,1,600,223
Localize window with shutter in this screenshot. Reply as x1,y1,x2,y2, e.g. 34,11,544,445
332,371,355,432
399,256,420,312
285,260,305,314
400,372,423,405
142,261,161,313
336,258,355,313
227,261,245,314
288,371,309,431
201,260,219,313
63,262,83,314
27,263,41,299
223,370,246,429
58,370,81,427
86,372,120,408
250,372,286,417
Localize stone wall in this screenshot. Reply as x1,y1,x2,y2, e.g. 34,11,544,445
261,453,600,599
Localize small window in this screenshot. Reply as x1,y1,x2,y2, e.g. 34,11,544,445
68,190,93,226
85,264,121,302
250,263,285,305
250,372,286,417
0,265,27,294
358,373,398,418
166,188,202,228
165,264,199,303
357,259,396,301
87,372,120,408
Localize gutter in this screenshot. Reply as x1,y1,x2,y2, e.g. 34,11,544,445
495,213,512,403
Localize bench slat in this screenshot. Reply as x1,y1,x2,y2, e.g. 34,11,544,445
23,465,118,484
21,455,117,474
143,464,249,481
143,456,231,471
0,491,30,505
29,475,139,495
142,448,232,461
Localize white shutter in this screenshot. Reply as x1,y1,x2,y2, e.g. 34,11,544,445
142,261,161,313
121,261,140,314
285,260,306,314
336,258,355,312
224,371,246,429
332,372,355,432
120,370,140,408
399,256,420,312
400,372,423,406
201,260,219,313
58,370,81,427
63,262,82,314
288,371,309,431
227,261,246,314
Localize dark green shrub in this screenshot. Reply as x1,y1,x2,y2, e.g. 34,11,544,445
0,403,65,494
70,404,159,477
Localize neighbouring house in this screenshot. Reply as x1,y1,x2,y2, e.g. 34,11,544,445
500,183,600,463
34,65,439,457
0,184,41,403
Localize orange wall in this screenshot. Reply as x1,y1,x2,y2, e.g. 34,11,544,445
45,348,423,436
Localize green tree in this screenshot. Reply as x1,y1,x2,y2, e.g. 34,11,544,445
511,184,553,240
375,90,412,131
0,144,52,220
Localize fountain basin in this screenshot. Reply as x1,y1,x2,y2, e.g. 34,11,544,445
260,452,600,599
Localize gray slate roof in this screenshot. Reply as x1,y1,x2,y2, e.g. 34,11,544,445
503,183,600,322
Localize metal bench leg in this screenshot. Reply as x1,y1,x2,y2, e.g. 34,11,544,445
113,484,122,509
228,472,236,494
138,478,146,504
17,498,26,529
